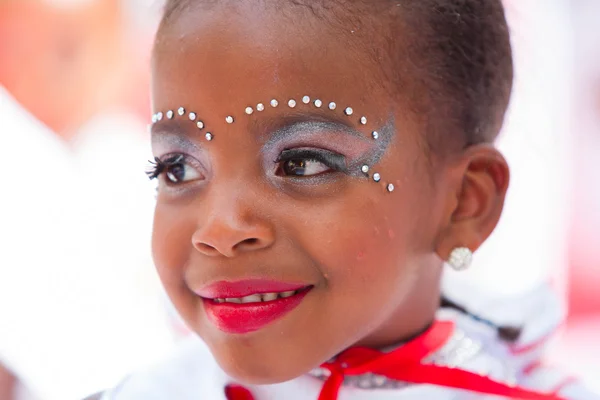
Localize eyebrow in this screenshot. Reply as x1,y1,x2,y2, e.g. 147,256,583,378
151,113,370,142
150,113,394,158
150,124,203,152
262,119,371,147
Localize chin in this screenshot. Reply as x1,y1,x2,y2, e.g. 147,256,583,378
213,350,312,385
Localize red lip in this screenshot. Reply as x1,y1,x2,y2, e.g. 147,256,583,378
197,280,312,334
196,279,308,299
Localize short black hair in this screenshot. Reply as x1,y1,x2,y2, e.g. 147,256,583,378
396,0,513,154
159,0,513,155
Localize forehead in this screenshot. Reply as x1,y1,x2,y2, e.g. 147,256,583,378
151,2,392,116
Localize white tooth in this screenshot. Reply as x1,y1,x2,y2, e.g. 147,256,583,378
225,298,242,304
261,293,278,302
240,294,262,303
279,291,295,298
214,298,224,303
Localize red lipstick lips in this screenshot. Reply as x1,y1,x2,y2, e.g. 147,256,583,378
197,279,312,334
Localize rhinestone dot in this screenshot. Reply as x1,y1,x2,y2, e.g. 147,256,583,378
188,112,196,120
225,116,234,124
270,99,279,107
358,379,370,389
256,103,265,111
166,110,174,119
157,112,163,121
314,99,323,108
288,99,297,108
196,121,204,129
205,132,213,141
178,107,185,116
328,102,337,110
361,165,369,174
245,107,254,115
151,114,157,123
344,107,353,115
360,116,367,125
373,173,381,182
302,95,310,104
372,131,379,140
373,376,387,387
387,183,395,192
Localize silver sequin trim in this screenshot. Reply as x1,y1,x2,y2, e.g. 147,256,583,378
308,328,487,390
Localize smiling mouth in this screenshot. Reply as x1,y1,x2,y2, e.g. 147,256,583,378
199,283,313,334
209,287,311,304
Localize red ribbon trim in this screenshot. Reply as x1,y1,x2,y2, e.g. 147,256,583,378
226,321,568,400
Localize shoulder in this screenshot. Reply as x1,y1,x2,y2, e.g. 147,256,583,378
101,336,228,400
439,284,600,400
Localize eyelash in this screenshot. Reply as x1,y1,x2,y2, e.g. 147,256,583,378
146,154,197,183
147,155,175,180
146,157,165,180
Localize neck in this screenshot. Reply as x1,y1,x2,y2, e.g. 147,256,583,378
354,258,443,349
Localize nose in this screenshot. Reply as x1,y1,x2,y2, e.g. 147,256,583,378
191,199,275,258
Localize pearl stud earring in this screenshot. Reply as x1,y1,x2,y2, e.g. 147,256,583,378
447,247,473,271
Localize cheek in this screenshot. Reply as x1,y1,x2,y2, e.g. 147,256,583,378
151,204,196,294
285,186,423,351
302,186,420,303
341,211,411,290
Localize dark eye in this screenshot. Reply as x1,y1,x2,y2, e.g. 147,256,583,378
276,148,346,177
165,157,202,183
281,158,330,176
148,154,203,185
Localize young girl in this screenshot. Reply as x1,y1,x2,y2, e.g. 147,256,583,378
101,0,598,399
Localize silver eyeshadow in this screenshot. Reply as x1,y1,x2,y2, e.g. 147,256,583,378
263,119,394,179
150,129,203,155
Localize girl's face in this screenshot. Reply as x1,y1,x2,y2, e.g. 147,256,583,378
151,3,454,384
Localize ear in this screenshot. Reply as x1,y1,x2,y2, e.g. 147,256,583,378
435,144,509,262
